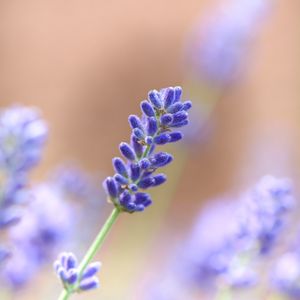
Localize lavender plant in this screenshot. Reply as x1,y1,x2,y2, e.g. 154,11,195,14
0,105,47,229
55,86,192,299
187,0,270,86
144,176,294,300
2,182,74,288
0,105,47,269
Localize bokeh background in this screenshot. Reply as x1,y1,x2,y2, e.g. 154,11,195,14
0,0,299,299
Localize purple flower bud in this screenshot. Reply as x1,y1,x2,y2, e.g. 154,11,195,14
172,111,188,123
167,102,184,114
82,262,102,280
131,135,144,157
66,253,77,270
150,152,173,168
170,119,189,128
58,267,68,282
141,100,155,117
162,87,175,108
145,136,153,145
128,115,144,131
138,177,155,189
114,174,129,185
129,183,138,192
147,117,158,136
126,202,137,211
119,142,136,161
67,269,78,285
174,86,182,102
133,128,145,140
183,100,192,111
130,163,141,181
135,192,152,206
139,158,151,170
160,114,173,126
103,177,118,198
135,204,145,212
112,157,128,177
169,132,183,143
119,190,132,206
152,174,167,186
153,134,171,145
59,253,68,268
148,90,163,109
79,277,99,291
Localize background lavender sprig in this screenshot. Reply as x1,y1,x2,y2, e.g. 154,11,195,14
181,176,293,291
1,183,74,288
187,0,270,86
0,105,48,229
103,86,192,213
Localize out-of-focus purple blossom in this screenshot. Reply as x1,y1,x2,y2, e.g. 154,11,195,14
0,105,47,172
0,105,48,229
182,200,249,288
54,252,101,294
50,165,104,203
181,176,293,289
103,86,191,213
239,176,294,253
187,0,271,85
2,184,74,288
272,252,300,298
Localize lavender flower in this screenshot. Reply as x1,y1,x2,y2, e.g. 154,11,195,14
0,105,48,229
182,176,293,289
182,200,249,288
103,86,191,213
54,252,101,293
239,176,294,253
50,165,104,203
2,183,73,288
187,0,270,85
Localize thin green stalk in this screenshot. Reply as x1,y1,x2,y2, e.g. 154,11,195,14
58,289,70,300
57,207,121,300
141,144,151,159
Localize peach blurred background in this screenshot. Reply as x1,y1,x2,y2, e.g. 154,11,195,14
0,0,299,299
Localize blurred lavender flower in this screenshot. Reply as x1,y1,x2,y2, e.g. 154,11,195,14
187,0,270,85
182,200,252,289
52,166,93,199
272,252,300,299
54,252,101,293
2,183,74,288
51,165,104,203
182,175,293,289
239,175,293,253
0,105,47,229
103,86,191,213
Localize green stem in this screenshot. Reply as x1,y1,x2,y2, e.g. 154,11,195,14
57,207,121,300
58,289,70,300
141,144,151,159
